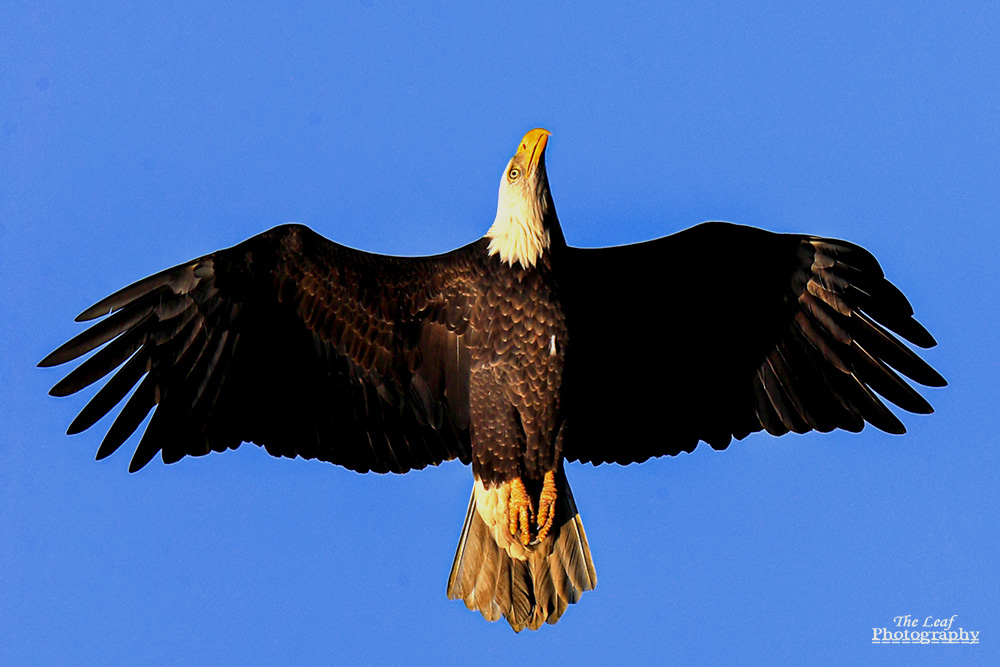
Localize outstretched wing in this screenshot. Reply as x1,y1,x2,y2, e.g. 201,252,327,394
40,224,483,473
561,221,946,465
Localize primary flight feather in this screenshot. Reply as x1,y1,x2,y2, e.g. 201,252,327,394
41,128,945,631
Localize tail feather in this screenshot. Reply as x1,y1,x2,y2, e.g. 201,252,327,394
446,474,596,631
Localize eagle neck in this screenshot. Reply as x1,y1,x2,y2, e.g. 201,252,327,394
486,221,551,270
486,191,563,269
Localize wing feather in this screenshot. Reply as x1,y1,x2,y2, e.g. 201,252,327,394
69,349,152,436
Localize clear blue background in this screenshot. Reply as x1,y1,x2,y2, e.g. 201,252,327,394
2,2,997,665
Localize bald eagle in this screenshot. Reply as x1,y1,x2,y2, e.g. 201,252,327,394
40,129,944,631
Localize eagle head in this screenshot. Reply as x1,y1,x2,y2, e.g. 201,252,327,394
487,128,560,268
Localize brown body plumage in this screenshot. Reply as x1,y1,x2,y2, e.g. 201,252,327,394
40,129,944,631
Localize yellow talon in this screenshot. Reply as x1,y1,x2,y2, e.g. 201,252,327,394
535,470,558,542
508,477,534,546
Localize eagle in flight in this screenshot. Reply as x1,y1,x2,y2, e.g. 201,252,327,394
41,129,945,631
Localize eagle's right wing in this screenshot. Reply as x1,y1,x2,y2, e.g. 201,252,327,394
40,224,483,473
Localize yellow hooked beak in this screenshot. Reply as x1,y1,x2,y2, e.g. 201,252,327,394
517,128,551,174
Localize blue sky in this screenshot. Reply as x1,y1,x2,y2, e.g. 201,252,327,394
2,2,997,665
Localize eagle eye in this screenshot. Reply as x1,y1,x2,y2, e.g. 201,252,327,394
507,167,520,181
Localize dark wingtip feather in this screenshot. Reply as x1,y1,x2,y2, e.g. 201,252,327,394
129,428,165,472
913,326,936,349
76,296,124,322
864,417,905,436
871,409,907,435
66,419,88,436
75,266,192,322
38,348,68,368
39,339,85,369
41,302,158,370
49,365,99,397
128,451,156,473
94,438,120,461
895,318,937,349
49,383,72,398
76,305,111,322
95,376,156,464
915,359,947,388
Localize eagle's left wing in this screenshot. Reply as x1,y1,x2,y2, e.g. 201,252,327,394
560,222,945,465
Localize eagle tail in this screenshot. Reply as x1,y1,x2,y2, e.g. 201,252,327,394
446,473,597,631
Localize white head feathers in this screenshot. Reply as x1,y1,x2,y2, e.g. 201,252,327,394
486,128,557,268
